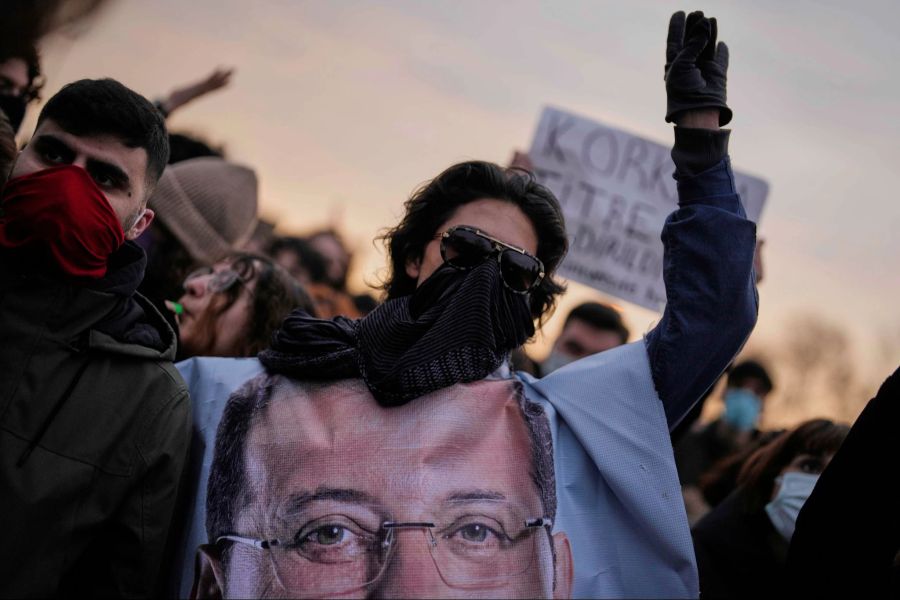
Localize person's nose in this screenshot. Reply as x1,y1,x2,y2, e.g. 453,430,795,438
374,529,449,598
182,274,210,298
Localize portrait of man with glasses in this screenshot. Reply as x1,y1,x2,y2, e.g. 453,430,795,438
191,375,573,599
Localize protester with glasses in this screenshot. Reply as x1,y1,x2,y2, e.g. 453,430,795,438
168,253,315,359
177,11,756,598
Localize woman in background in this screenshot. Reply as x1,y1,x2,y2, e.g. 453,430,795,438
169,252,314,359
692,419,849,599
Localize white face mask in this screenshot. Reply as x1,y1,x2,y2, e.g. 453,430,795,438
765,471,820,541
542,349,576,375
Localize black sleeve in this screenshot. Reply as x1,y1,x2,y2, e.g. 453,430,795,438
671,126,730,177
786,366,900,597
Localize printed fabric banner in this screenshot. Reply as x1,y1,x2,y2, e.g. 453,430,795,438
171,343,697,599
528,106,768,311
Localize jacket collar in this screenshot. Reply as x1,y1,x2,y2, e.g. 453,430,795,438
0,241,176,357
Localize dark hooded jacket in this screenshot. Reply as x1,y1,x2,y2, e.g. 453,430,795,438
0,242,191,598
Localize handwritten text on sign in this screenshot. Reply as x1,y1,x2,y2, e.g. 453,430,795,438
528,106,768,311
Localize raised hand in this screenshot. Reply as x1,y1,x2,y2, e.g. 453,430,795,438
665,11,731,126
159,67,235,117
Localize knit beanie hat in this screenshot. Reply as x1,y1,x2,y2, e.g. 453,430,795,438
149,157,258,264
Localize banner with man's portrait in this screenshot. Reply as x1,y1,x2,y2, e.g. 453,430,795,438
173,341,694,599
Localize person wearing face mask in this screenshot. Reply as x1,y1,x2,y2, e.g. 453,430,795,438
675,360,775,523
539,302,630,376
0,79,191,598
691,419,849,599
0,43,43,135
176,12,759,599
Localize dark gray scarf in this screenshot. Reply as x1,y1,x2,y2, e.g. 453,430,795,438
259,261,534,406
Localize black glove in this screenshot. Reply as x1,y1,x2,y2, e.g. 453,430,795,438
665,11,732,126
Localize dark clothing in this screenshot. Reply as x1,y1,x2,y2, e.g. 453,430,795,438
786,366,900,597
675,418,753,487
0,242,191,598
670,382,716,445
692,489,789,599
535,129,756,432
648,130,759,428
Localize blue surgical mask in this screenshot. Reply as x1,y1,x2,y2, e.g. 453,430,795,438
765,472,819,541
723,388,761,431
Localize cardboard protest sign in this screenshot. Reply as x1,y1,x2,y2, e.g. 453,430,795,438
528,106,768,311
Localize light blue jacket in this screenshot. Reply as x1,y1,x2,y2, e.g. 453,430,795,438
171,155,757,598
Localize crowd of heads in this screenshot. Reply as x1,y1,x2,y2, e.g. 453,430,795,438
0,21,879,597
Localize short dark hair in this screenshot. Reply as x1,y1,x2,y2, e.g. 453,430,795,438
306,228,351,289
0,43,43,102
36,78,169,189
167,132,224,164
206,377,557,546
564,302,629,344
737,419,848,513
728,359,774,394
268,236,329,284
379,161,568,322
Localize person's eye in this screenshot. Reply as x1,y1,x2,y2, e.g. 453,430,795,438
797,457,824,474
563,341,586,356
443,519,509,552
93,173,115,188
41,147,65,164
289,517,377,563
306,524,348,546
457,523,493,543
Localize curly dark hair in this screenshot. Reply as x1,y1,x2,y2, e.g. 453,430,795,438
379,161,568,322
188,253,317,358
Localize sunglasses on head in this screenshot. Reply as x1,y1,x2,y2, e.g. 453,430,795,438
183,256,256,295
438,225,545,294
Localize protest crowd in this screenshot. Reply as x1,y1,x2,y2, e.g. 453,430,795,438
0,2,897,598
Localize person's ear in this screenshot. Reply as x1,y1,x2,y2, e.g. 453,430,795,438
405,256,421,281
552,532,573,600
125,206,154,240
191,544,227,599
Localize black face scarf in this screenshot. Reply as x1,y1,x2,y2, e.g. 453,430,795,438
260,260,535,406
0,94,26,133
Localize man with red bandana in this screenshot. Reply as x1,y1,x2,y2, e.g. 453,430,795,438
0,79,190,598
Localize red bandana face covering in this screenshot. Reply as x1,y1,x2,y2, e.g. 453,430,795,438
0,165,125,279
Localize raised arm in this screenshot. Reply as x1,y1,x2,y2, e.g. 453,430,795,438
155,67,234,119
646,11,758,428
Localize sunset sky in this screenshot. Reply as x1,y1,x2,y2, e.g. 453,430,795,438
29,0,899,424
